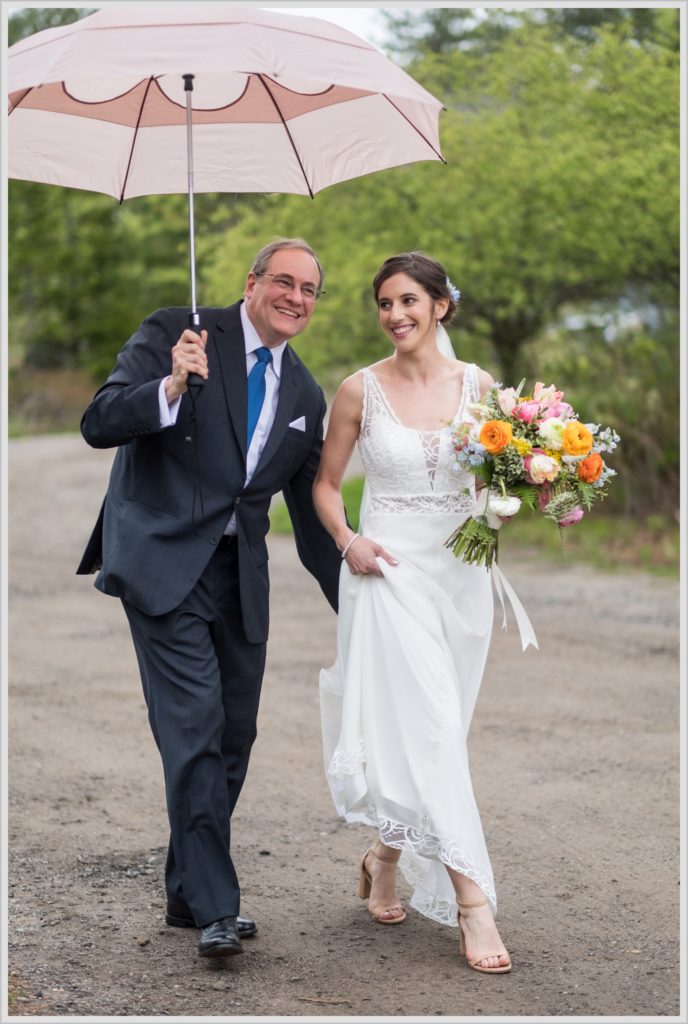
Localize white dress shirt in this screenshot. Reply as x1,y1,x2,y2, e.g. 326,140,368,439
158,302,288,534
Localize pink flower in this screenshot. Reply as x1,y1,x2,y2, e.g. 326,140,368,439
541,400,574,420
532,382,563,407
524,449,560,484
453,424,472,451
537,484,554,511
558,506,585,527
513,400,541,424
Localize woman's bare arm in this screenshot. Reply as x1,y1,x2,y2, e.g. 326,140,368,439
314,374,397,576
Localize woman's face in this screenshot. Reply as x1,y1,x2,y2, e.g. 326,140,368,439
376,272,448,352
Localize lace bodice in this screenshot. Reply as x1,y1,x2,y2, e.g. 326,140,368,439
359,365,479,516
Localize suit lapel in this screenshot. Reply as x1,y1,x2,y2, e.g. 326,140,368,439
212,303,248,461
252,345,300,479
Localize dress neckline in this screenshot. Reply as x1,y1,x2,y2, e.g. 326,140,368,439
365,366,470,434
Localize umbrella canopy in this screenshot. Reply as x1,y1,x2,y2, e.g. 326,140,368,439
8,4,445,201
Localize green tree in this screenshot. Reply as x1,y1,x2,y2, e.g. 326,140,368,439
525,302,680,514
407,25,680,383
202,25,679,388
7,8,680,513
382,5,679,61
381,7,519,59
8,7,94,46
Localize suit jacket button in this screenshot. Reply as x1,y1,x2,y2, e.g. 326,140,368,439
235,497,241,505
210,535,219,545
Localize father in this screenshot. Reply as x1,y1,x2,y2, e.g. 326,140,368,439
78,238,341,959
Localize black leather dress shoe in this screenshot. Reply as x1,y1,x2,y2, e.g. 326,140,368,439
197,917,243,958
165,903,257,937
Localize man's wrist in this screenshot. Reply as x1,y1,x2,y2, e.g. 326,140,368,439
164,375,184,404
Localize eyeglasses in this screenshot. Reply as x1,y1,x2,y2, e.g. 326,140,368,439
255,273,324,302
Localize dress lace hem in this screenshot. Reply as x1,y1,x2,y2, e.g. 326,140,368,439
327,753,497,923
334,802,497,924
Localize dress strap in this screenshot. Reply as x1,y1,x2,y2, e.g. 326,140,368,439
456,364,480,422
360,368,370,435
465,364,480,405
360,368,399,435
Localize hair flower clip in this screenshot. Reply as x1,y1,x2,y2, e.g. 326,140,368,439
446,277,461,302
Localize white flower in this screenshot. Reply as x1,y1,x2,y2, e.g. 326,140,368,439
496,387,518,415
467,419,483,443
475,490,521,530
537,417,565,450
466,401,491,421
487,494,522,518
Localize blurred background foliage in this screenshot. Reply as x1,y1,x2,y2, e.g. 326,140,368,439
8,6,680,544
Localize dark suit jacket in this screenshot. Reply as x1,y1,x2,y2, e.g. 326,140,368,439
77,301,340,643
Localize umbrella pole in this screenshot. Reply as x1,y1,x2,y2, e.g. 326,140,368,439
183,73,204,390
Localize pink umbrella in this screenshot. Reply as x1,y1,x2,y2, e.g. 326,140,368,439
8,5,445,384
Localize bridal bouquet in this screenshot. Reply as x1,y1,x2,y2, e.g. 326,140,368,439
445,380,620,568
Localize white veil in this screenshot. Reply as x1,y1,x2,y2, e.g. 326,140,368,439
435,321,457,361
358,322,456,532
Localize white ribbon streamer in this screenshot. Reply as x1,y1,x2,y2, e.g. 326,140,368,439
491,562,539,652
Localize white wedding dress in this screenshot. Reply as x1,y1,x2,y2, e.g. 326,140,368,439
320,363,497,926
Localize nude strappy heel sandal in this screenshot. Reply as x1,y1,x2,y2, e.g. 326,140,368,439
457,899,512,974
359,847,406,925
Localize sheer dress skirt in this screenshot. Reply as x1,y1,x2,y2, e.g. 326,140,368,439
320,508,497,926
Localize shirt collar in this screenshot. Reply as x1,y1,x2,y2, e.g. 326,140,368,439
240,301,286,378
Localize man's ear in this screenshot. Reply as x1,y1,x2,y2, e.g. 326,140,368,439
244,272,257,300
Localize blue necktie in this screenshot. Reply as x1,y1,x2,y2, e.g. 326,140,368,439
246,347,273,447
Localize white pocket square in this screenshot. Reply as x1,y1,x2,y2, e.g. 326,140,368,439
288,416,306,432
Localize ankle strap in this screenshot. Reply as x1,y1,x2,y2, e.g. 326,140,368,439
367,845,400,864
457,899,488,910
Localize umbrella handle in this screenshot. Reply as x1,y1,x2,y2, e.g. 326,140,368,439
186,310,205,391
184,74,205,392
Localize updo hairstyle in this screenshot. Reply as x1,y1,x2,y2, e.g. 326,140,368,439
372,251,458,325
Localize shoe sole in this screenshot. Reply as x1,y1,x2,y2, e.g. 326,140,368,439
166,913,257,938
198,943,244,959
165,913,196,929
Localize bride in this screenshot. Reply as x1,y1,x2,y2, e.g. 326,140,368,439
313,252,511,974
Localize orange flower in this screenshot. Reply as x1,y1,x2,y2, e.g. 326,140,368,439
479,419,513,454
577,451,604,483
562,422,593,456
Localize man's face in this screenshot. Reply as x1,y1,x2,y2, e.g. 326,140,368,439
244,248,321,347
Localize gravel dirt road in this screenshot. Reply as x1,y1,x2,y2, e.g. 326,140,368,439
7,435,681,1019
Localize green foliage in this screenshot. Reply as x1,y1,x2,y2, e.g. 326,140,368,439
382,6,680,61
381,8,520,60
492,447,525,485
6,10,679,515
523,306,679,515
508,483,538,511
408,24,679,383
8,7,94,46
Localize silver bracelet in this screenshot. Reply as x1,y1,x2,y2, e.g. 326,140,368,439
341,533,360,559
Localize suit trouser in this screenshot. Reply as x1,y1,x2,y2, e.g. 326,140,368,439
122,539,266,927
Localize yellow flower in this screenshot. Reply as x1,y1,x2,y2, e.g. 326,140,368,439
512,437,532,456
562,422,593,456
544,449,563,464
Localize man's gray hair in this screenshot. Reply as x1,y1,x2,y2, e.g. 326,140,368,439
250,237,324,292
